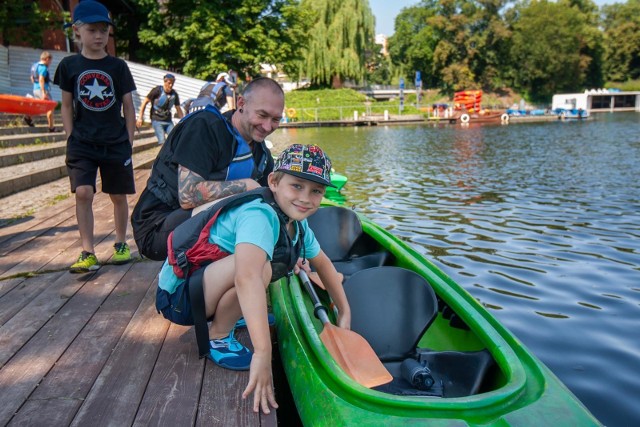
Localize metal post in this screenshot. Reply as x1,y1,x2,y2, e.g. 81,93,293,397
399,78,405,115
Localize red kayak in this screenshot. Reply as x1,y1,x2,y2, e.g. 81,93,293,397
0,94,57,115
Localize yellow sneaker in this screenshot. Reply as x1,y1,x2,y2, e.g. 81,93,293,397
70,251,100,273
112,242,132,265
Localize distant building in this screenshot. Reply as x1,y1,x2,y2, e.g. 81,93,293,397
375,34,388,57
552,89,640,113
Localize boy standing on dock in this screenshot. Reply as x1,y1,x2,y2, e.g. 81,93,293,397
156,144,351,414
54,0,137,272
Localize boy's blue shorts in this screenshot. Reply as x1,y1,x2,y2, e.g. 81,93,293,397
155,269,205,326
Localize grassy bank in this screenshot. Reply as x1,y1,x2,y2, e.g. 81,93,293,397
605,79,640,91
282,88,521,122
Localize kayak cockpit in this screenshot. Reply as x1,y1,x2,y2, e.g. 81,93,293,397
343,266,496,398
306,206,504,398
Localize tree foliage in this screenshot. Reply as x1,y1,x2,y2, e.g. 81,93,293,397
299,0,375,87
131,0,310,79
383,0,633,102
601,0,640,82
0,1,64,47
387,1,439,87
506,0,602,103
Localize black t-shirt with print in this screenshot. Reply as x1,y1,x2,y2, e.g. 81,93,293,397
54,54,136,145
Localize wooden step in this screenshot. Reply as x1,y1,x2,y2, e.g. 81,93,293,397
0,138,160,198
0,129,156,167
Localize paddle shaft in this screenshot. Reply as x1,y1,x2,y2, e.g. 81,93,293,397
298,269,331,324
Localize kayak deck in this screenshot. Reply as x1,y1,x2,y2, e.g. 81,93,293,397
0,94,57,116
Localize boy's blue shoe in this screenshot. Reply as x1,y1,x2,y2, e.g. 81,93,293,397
207,330,252,371
234,313,276,329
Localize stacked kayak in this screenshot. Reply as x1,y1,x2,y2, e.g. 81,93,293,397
454,90,482,112
270,205,601,426
0,94,57,115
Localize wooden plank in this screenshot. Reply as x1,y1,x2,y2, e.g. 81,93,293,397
42,183,146,272
0,202,76,254
0,271,65,326
196,328,278,427
69,277,171,427
0,276,24,299
0,264,132,425
8,260,162,427
1,169,150,275
132,323,204,426
0,190,76,244
0,194,113,278
0,169,148,252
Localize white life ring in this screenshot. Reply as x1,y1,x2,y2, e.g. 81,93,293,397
460,114,470,124
501,113,509,123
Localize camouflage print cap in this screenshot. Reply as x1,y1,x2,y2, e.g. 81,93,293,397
274,144,336,187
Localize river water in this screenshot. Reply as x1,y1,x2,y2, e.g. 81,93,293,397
270,112,640,426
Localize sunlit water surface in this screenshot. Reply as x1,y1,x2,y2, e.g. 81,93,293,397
270,113,640,426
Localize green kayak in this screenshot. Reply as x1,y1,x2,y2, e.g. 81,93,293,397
270,205,601,426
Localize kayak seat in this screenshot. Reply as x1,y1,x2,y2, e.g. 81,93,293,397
375,349,494,398
307,207,391,279
343,266,438,361
416,349,495,397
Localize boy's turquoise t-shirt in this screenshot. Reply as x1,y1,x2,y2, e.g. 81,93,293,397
158,199,321,293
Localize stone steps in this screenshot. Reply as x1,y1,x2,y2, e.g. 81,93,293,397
0,113,162,218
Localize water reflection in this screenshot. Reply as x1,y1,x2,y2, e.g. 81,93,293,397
271,113,640,426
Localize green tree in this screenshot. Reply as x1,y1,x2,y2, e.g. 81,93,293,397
299,0,375,87
466,0,512,91
602,0,640,82
132,0,309,79
428,0,478,92
559,0,604,89
506,0,599,103
0,1,63,47
387,1,439,88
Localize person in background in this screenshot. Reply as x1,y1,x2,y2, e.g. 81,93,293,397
131,77,284,261
25,51,56,132
224,70,238,110
136,74,184,144
182,72,236,114
53,0,136,272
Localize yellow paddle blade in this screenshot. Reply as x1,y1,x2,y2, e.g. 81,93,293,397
321,323,393,388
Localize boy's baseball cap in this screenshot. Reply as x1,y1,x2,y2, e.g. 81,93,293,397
71,1,113,26
164,74,176,81
274,144,336,187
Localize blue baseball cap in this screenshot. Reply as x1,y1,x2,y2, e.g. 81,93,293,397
71,1,113,26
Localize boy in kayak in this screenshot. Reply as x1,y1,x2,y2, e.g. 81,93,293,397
156,144,351,414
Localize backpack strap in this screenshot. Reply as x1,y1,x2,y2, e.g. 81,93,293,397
187,268,211,358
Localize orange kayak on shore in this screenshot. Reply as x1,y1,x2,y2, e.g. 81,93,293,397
0,94,57,115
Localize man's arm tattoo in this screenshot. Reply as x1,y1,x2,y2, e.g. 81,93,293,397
178,165,248,209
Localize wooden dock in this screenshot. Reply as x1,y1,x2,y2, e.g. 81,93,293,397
0,168,279,426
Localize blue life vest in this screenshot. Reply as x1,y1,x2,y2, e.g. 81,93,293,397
204,105,256,181
144,107,269,209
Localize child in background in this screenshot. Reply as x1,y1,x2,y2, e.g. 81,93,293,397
156,144,351,414
26,51,56,131
54,0,136,272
